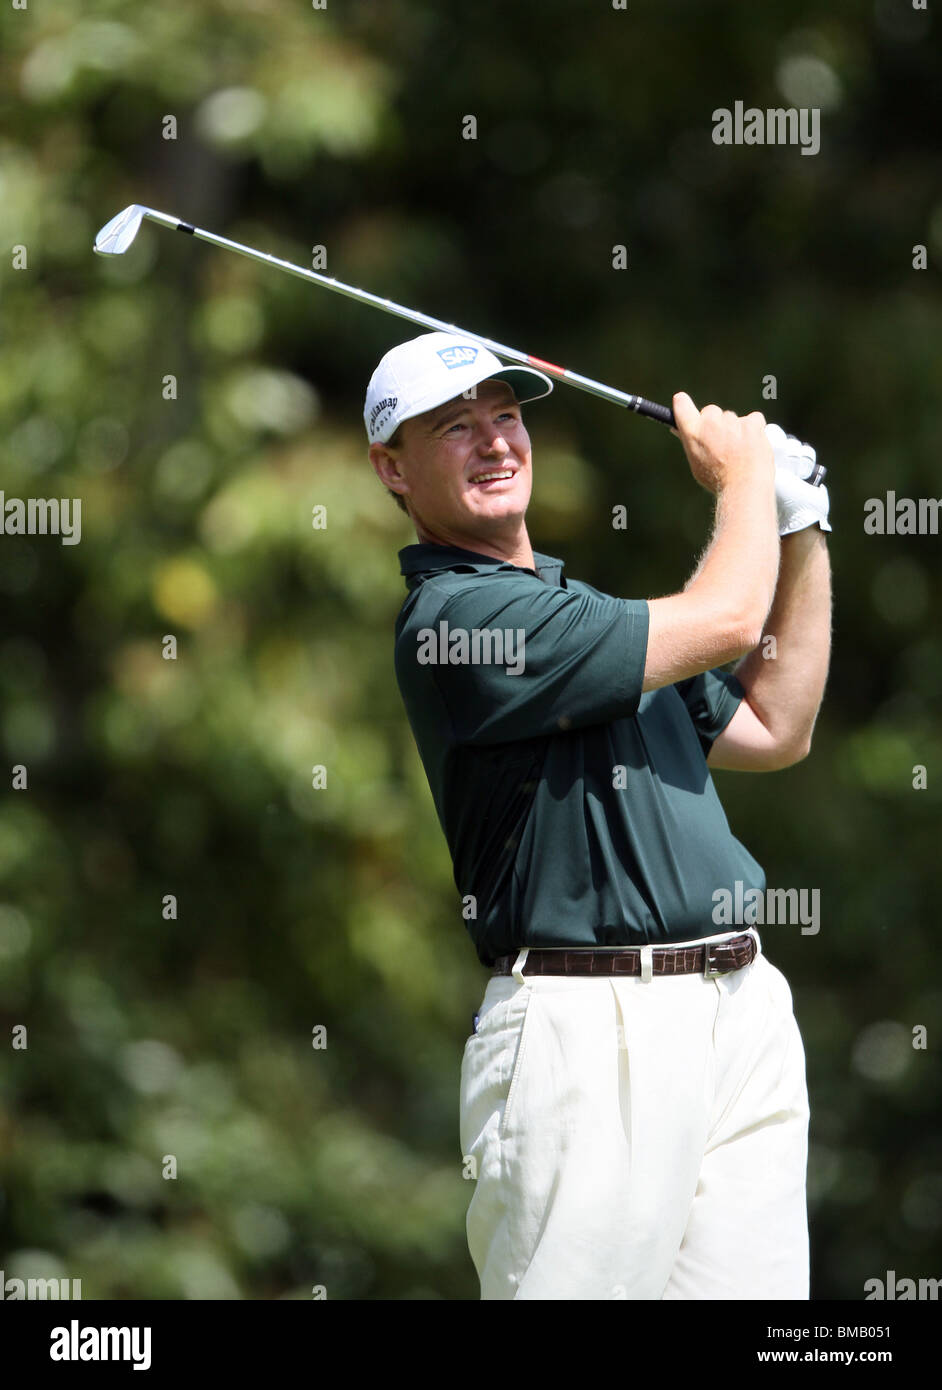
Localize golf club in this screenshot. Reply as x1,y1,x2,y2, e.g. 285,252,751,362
93,203,826,484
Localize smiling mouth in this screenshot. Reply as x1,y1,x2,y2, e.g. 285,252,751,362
469,469,516,484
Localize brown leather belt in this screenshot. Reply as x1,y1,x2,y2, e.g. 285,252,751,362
492,933,757,978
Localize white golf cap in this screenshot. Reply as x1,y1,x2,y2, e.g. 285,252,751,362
364,331,553,444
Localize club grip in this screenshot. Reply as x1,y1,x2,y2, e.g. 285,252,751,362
633,397,827,487
632,397,676,427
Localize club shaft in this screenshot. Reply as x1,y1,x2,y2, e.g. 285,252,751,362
129,206,825,483
141,208,674,425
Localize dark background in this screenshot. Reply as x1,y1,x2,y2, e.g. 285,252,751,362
0,0,939,1299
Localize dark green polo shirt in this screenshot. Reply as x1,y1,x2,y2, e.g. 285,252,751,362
395,543,765,966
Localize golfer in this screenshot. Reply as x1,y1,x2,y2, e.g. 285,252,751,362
366,331,832,1300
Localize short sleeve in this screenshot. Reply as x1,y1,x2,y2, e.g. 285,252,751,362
673,667,746,757
403,578,649,745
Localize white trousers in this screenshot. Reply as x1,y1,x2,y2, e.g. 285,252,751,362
459,933,809,1300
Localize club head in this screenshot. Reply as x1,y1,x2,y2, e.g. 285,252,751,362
93,204,147,256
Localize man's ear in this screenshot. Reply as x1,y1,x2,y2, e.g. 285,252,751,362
369,441,409,502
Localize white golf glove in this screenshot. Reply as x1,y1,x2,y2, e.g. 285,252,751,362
765,423,831,536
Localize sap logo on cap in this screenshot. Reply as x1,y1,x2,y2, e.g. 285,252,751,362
437,345,479,369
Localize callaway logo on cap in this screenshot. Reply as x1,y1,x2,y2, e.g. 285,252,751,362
364,331,553,444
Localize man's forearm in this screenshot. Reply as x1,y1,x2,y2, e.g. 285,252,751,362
687,475,780,637
732,527,832,755
643,475,779,690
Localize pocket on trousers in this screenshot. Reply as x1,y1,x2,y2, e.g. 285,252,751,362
759,955,809,1107
459,982,534,1157
498,985,536,1140
761,954,796,1016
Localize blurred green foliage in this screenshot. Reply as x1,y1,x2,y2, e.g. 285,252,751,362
0,0,940,1299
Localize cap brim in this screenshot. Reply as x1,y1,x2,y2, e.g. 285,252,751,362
487,365,554,404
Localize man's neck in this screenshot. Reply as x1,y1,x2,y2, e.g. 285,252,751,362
413,523,536,572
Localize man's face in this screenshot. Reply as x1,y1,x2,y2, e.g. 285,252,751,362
370,379,532,547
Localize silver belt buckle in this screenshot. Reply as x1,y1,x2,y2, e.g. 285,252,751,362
703,941,729,979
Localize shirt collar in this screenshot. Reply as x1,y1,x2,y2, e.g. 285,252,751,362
398,542,565,590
